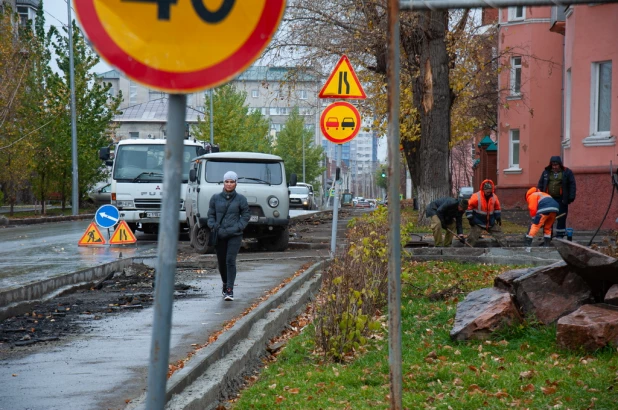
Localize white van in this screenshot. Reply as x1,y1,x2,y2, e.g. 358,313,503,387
186,152,296,253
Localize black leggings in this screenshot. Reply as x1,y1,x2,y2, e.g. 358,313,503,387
215,235,242,290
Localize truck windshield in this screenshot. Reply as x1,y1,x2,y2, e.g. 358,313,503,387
205,161,283,185
113,144,202,183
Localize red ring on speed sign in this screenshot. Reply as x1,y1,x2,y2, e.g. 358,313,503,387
320,102,362,144
74,1,285,93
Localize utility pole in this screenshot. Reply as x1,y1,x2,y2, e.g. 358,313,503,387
68,3,78,215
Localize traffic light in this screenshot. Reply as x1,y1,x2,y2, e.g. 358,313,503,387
381,171,386,178
336,167,341,181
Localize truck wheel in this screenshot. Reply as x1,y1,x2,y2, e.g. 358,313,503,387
191,223,214,254
259,226,289,252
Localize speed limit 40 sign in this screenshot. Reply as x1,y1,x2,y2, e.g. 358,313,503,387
75,0,286,92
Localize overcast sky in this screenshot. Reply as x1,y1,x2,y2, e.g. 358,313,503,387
42,0,112,74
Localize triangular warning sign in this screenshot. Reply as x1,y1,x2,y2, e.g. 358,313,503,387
319,55,366,99
109,220,137,245
78,222,107,246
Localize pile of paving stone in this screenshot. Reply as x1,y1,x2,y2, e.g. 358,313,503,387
450,239,618,351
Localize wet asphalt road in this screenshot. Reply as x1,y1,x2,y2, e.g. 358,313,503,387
0,210,317,291
0,220,159,290
0,253,328,410
0,209,331,410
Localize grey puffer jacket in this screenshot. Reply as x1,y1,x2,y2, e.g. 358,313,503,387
207,190,251,239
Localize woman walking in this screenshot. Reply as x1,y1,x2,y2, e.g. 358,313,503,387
207,171,251,301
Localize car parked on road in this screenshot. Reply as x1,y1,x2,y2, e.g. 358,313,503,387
87,183,111,207
355,199,370,208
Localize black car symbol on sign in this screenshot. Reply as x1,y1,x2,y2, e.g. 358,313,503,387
341,117,355,130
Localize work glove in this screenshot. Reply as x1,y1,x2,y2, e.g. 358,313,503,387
496,217,502,226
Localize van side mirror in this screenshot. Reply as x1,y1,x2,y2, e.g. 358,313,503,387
189,168,197,182
289,173,297,186
99,147,110,161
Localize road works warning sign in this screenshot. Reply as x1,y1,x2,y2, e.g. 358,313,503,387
319,55,366,99
78,222,107,246
109,221,137,245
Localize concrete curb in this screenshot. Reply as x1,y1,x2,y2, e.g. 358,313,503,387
0,213,94,227
405,247,562,267
125,259,328,410
0,257,143,321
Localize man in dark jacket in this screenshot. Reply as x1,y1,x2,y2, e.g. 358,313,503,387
425,197,468,247
537,156,576,238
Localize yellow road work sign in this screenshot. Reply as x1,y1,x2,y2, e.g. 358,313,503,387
74,0,286,92
78,222,107,246
319,55,366,99
109,221,137,245
320,102,362,144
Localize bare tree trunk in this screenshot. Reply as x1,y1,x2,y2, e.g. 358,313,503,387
403,10,452,223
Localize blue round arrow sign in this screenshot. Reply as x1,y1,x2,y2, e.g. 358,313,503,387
95,204,120,229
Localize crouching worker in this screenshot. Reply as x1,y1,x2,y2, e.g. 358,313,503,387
425,197,468,247
465,180,508,247
524,187,559,247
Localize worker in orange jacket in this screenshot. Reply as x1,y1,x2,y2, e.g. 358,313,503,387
524,187,560,247
465,179,508,247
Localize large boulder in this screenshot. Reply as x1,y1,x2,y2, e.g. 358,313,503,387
552,239,618,282
556,304,618,351
605,284,618,306
450,287,522,341
494,268,530,293
513,262,592,324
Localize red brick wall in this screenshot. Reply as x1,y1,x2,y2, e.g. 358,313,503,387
482,8,499,25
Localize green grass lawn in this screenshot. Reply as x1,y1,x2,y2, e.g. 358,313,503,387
231,260,618,409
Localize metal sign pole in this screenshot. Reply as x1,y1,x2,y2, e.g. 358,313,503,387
146,94,186,410
387,0,402,409
330,144,342,254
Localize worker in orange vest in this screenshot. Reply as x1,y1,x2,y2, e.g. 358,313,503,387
524,187,560,247
465,179,508,247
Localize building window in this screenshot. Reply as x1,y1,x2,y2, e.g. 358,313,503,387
510,56,522,96
129,132,139,139
129,81,137,105
509,129,520,168
269,107,289,115
251,89,259,98
564,69,571,143
298,90,308,99
508,6,525,21
591,61,612,135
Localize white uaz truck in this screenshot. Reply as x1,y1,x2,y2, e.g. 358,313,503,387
99,138,210,234
186,152,296,253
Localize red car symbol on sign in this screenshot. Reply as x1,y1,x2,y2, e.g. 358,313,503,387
325,117,339,130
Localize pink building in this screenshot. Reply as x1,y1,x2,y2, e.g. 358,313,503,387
496,4,618,230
